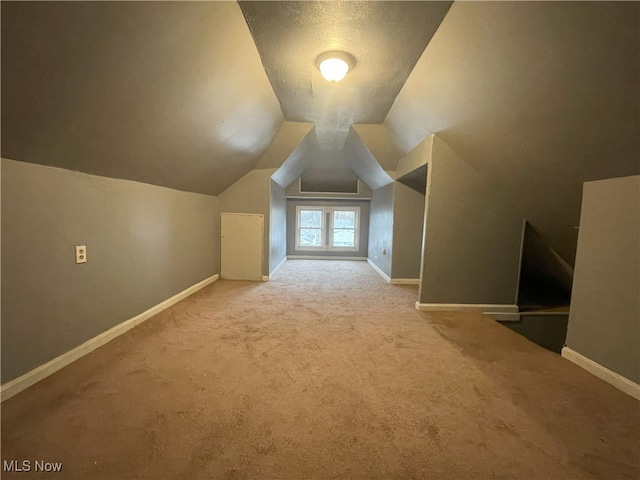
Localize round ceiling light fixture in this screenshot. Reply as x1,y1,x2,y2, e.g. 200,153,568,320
316,50,356,83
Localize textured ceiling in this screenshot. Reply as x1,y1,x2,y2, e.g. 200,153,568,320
1,2,283,195
386,1,640,265
239,1,452,150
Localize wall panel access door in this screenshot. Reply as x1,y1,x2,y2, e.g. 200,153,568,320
220,213,263,281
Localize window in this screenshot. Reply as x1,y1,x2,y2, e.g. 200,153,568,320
295,206,360,251
298,208,324,249
331,208,357,248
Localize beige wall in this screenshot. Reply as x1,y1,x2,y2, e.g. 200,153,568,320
566,175,640,383
1,158,219,383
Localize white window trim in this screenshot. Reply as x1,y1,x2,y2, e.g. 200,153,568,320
295,206,360,252
295,206,325,251
329,206,360,251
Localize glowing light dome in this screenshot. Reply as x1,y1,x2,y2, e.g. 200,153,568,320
316,51,356,83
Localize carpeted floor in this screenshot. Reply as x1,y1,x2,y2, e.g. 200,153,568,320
2,260,639,479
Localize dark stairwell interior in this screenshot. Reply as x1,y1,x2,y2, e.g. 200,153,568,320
518,223,573,312
500,223,574,353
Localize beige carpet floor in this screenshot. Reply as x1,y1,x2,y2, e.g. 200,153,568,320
2,260,639,479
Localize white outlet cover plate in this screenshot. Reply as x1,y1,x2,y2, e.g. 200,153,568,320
76,245,87,264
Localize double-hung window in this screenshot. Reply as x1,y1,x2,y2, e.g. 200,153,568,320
295,206,360,252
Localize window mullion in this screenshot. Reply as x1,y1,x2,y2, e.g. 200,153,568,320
326,208,331,250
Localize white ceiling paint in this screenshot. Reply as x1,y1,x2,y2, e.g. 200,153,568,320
1,2,283,195
386,1,640,265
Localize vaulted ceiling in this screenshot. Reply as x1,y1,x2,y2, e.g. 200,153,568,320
1,2,282,195
1,1,449,196
2,1,639,266
239,1,451,149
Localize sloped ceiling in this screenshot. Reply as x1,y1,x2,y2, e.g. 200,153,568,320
4,0,633,263
254,122,314,170
397,164,428,195
342,127,393,190
300,127,395,192
352,124,404,172
386,1,640,265
271,128,320,189
1,1,283,195
239,1,451,146
271,126,393,192
239,0,451,189
300,152,359,193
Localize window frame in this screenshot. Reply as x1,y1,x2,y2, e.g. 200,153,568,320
295,206,325,251
295,205,360,252
328,206,360,251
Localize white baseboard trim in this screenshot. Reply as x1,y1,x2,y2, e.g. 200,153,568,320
267,256,287,280
287,255,367,261
561,347,640,400
1,274,219,402
367,258,391,283
415,303,519,313
390,278,420,285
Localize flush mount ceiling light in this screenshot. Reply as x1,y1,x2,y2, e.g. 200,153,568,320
316,51,356,83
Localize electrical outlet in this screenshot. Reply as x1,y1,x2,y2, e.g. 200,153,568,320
76,245,87,264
